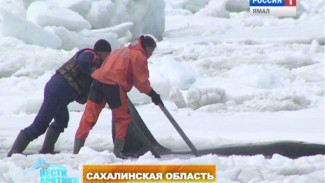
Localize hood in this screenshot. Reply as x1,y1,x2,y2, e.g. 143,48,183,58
128,37,145,54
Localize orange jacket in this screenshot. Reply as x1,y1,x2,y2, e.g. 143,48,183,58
92,37,152,94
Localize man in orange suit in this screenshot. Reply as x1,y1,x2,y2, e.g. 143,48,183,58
73,35,164,159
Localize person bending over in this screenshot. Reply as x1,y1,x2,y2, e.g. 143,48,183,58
8,39,111,157
73,35,163,159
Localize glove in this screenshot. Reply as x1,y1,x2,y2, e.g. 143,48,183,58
148,90,164,106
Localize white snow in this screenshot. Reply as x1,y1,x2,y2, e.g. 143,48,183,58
26,1,92,31
45,22,133,51
85,0,165,40
0,8,62,49
0,0,324,182
165,0,210,13
1,0,165,50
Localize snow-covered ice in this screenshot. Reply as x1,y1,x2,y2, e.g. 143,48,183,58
0,0,324,182
26,1,92,31
0,8,62,49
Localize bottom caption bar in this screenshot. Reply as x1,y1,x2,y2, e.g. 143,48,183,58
83,165,216,183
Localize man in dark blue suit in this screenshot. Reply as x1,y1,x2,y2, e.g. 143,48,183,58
8,39,111,156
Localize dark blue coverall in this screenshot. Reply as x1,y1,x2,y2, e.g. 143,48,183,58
23,52,96,141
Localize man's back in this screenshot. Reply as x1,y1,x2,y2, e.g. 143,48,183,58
92,38,151,94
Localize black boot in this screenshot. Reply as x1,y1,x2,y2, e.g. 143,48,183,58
73,138,85,154
39,127,60,154
113,138,127,159
7,130,31,157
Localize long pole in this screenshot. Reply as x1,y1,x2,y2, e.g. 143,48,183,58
159,104,200,157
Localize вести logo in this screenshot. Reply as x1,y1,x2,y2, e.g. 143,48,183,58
24,158,79,183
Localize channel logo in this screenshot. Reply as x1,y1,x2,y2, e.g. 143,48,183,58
24,158,79,183
250,0,297,16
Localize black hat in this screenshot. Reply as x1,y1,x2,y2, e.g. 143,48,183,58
94,39,111,52
140,35,156,49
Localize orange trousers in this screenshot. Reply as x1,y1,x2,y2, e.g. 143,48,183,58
75,80,131,139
